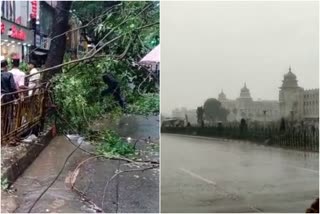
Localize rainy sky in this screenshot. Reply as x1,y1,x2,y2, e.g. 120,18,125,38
161,1,319,115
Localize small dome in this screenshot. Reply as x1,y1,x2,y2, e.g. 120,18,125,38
218,89,227,101
219,89,225,96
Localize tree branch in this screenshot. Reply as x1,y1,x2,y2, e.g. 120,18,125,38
26,20,158,79
25,3,119,66
52,3,121,42
25,35,122,78
84,2,155,57
25,1,159,83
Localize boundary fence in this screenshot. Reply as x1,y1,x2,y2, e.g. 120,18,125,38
161,125,319,152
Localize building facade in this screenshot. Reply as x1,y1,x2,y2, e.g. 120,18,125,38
303,89,319,121
218,84,280,122
1,0,37,61
279,67,319,123
170,67,318,125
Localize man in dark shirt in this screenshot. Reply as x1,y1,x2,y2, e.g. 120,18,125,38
1,59,17,102
101,73,126,109
1,59,17,138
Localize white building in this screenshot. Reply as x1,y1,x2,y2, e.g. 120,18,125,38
218,84,280,122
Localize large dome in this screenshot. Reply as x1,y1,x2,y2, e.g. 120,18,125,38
281,66,298,88
241,83,249,93
239,83,252,99
284,67,296,79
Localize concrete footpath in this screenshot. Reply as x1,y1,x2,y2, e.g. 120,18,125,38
2,115,159,213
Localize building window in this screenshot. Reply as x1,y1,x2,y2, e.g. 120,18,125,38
1,1,29,27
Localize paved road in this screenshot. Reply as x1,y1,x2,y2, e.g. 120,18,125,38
11,115,159,213
161,134,319,213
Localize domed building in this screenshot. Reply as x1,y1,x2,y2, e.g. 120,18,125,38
279,66,319,122
218,83,280,122
239,83,253,100
282,67,299,88
279,67,304,120
178,66,318,125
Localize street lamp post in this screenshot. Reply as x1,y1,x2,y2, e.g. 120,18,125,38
263,110,267,129
290,110,294,128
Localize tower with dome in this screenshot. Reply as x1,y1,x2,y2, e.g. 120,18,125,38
279,67,318,123
279,66,304,120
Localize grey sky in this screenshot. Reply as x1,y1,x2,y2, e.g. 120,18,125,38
161,1,319,115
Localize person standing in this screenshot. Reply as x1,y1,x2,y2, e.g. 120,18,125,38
27,61,40,96
1,59,17,102
1,59,17,136
101,73,127,109
9,58,28,91
9,58,29,128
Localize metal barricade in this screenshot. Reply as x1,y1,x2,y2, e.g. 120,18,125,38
1,83,49,144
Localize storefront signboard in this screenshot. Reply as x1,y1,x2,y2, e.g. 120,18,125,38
8,25,27,41
1,22,5,34
1,19,34,44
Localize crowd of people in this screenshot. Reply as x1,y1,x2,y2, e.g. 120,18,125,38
1,58,41,101
1,57,42,144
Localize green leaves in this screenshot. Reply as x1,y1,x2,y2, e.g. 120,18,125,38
96,130,135,156
91,1,159,60
127,93,159,115
1,177,9,190
52,1,159,140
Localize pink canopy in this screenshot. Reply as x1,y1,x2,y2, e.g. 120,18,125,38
140,45,160,64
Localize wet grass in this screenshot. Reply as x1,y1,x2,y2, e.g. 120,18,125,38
95,130,135,157
1,177,9,190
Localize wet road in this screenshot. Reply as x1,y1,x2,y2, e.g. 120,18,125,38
11,115,159,213
161,134,319,213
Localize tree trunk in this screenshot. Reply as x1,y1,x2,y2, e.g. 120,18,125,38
44,1,73,81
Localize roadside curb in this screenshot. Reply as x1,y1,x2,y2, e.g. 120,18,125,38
1,128,54,185
162,133,251,143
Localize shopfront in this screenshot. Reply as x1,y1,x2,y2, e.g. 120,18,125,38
1,19,34,61
29,1,54,66
0,0,37,62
